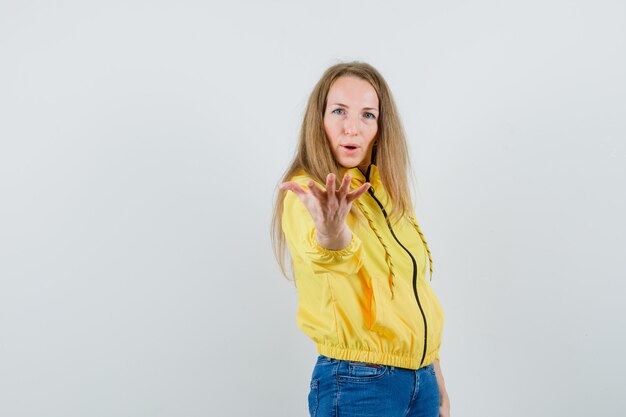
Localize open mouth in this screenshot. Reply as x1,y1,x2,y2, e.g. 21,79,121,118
342,145,359,150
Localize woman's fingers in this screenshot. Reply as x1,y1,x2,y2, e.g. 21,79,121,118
279,181,307,198
337,174,351,198
325,173,336,189
346,182,371,203
281,180,324,207
307,180,326,201
323,173,338,209
283,174,369,207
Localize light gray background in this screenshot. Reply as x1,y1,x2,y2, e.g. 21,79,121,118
1,1,624,416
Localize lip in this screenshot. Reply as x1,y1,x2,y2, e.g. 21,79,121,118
340,144,360,154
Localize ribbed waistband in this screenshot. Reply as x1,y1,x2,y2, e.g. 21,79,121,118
317,344,436,371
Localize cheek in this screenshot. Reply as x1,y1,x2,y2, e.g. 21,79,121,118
366,125,378,142
322,118,330,135
324,120,340,144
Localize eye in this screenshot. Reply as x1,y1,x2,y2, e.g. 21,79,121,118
331,108,345,115
363,112,377,120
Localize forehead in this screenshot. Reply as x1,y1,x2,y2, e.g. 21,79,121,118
327,76,379,108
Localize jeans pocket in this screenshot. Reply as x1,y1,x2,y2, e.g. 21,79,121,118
337,360,388,382
308,378,319,417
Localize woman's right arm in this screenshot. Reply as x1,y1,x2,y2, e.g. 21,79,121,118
280,172,370,275
280,172,369,250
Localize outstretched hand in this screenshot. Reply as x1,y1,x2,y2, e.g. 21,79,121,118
280,173,370,250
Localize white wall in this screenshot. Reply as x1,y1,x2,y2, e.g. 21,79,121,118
1,1,624,416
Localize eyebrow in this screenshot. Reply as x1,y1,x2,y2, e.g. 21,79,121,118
329,102,379,112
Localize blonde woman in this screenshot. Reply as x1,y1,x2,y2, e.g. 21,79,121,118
272,62,450,417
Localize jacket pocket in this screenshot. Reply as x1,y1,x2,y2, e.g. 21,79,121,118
369,275,393,335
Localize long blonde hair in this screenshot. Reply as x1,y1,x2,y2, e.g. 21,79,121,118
272,61,415,279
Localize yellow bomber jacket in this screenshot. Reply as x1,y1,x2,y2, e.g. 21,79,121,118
282,164,444,370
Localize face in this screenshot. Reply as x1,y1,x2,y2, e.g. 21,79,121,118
324,76,379,172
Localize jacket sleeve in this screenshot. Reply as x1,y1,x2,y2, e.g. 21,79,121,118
281,189,365,276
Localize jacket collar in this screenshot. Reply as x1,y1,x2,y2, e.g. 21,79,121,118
346,164,380,188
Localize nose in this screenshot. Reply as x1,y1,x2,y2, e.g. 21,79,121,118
343,114,358,136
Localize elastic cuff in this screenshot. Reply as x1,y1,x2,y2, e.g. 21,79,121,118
308,229,358,257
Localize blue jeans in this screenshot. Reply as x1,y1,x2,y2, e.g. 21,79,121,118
308,354,440,417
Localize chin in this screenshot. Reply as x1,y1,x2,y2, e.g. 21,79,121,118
338,159,363,169
339,162,359,170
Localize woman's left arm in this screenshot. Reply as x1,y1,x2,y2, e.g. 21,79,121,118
433,360,450,417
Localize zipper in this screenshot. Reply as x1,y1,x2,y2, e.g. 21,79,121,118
364,167,428,367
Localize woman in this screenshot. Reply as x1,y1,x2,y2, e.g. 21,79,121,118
272,62,450,417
